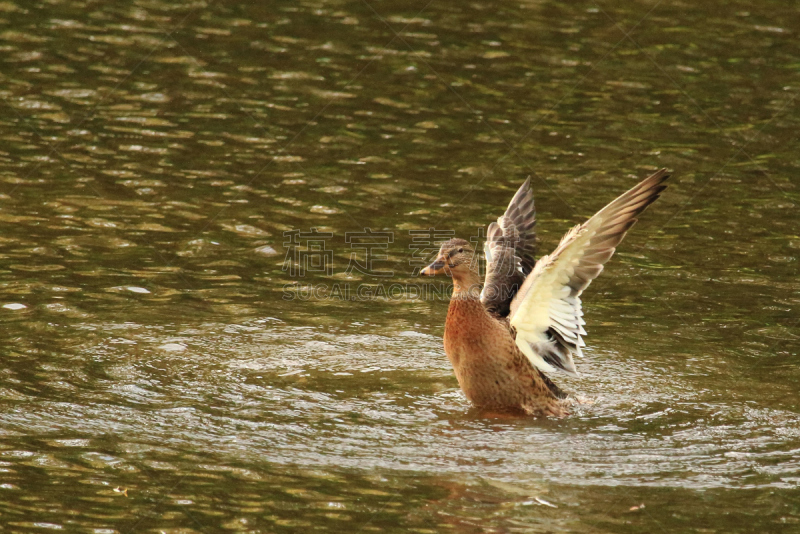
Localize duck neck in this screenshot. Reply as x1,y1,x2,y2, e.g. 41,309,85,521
451,269,482,300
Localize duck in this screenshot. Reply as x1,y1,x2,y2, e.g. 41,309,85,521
420,169,669,417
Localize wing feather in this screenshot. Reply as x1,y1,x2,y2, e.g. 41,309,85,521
509,169,670,375
481,177,537,317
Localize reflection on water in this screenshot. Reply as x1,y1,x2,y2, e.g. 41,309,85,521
0,0,798,531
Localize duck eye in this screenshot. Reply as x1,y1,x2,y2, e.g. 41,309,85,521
458,247,464,253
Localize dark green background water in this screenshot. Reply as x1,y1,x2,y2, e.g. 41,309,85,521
0,0,798,531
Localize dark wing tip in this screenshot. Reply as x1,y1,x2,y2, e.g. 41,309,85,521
649,168,670,186
641,168,671,207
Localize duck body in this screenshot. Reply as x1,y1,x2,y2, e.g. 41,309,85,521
444,294,566,417
421,169,670,417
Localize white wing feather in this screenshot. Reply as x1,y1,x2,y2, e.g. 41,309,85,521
509,170,669,376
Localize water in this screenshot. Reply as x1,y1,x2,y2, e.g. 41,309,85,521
0,0,799,531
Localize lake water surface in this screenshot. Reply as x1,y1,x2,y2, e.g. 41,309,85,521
0,0,799,531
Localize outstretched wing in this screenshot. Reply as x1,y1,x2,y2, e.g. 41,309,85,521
481,177,537,317
509,169,670,375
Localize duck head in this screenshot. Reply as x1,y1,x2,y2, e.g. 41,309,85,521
420,238,481,294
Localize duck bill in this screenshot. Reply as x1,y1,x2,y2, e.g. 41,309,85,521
420,258,449,276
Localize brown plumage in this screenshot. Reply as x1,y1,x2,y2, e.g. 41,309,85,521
421,169,670,417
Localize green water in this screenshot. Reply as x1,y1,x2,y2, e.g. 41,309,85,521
0,0,799,531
